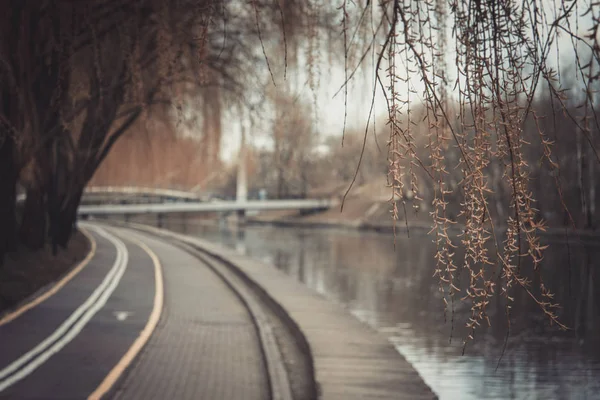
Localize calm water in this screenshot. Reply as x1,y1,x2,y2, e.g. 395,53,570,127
128,215,600,399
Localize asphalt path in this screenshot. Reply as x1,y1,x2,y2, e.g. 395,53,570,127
0,225,156,399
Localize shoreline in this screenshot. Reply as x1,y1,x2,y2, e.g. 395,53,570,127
246,212,600,240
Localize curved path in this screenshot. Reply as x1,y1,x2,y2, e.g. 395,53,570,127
121,223,437,400
0,225,153,398
106,226,270,400
0,224,272,399
0,221,436,400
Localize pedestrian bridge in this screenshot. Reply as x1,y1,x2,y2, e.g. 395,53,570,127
83,186,203,202
78,186,333,216
16,186,203,204
78,199,333,215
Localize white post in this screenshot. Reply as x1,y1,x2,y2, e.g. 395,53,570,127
236,121,248,203
236,120,248,224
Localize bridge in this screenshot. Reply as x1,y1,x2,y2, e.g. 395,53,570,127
78,198,333,216
16,186,204,205
17,186,333,215
82,186,204,203
77,185,333,216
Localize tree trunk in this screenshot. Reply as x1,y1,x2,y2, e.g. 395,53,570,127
54,189,83,249
0,137,18,262
576,126,586,229
277,171,284,199
19,187,46,249
587,145,595,229
47,138,70,254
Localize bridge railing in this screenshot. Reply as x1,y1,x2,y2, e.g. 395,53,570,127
18,186,335,215
84,186,202,201
78,199,333,215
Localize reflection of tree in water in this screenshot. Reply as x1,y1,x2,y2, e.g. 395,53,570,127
383,233,600,349
296,233,306,284
295,227,597,393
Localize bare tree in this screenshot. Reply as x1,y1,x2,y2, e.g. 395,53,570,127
269,90,315,198
0,0,321,256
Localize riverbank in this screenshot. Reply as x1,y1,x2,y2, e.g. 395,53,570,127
0,230,90,315
139,219,600,400
248,206,430,234
249,180,600,239
248,178,433,234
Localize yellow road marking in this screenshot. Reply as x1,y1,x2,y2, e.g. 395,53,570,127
0,227,97,327
88,231,164,400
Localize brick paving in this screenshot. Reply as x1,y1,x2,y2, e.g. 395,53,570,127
111,230,269,400
132,225,438,400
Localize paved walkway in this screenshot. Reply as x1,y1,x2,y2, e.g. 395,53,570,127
128,224,438,400
109,228,268,400
0,224,269,399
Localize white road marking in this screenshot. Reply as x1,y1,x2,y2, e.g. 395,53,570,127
0,227,129,392
89,229,164,399
113,311,132,321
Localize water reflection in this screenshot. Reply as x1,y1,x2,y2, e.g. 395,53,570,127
126,215,600,399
